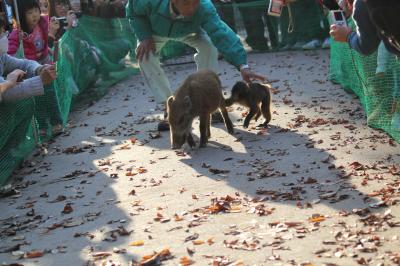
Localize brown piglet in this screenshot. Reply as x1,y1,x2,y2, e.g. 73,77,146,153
167,70,234,149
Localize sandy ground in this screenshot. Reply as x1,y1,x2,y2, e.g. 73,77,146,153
0,50,399,266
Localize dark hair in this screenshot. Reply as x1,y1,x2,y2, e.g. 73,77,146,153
0,16,5,29
15,0,41,33
48,0,71,18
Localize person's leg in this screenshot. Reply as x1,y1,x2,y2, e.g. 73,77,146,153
236,0,268,50
264,13,279,49
181,30,219,73
138,36,173,103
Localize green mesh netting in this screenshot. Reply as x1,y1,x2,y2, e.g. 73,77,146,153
329,18,400,143
0,16,140,185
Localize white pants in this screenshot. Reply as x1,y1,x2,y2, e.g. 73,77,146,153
138,31,219,103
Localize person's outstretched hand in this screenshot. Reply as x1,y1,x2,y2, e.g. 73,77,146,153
240,68,266,83
136,38,156,62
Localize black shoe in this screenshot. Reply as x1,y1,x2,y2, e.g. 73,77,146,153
157,120,170,131
211,112,224,123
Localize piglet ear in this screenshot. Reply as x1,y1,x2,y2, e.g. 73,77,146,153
183,95,192,113
167,96,174,109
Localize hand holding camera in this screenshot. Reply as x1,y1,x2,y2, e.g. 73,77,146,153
67,10,78,28
6,69,26,86
330,24,352,43
39,65,57,86
49,17,61,37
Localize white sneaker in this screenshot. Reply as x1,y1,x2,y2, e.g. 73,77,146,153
322,38,331,49
302,39,321,50
292,41,307,50
392,112,400,130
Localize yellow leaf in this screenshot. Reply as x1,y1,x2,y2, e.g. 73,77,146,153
125,171,137,176
228,205,242,213
137,167,148,174
308,215,326,223
129,240,144,246
174,214,184,221
192,240,205,245
207,237,215,245
179,256,194,266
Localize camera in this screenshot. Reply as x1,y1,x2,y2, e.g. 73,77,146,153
328,10,347,27
55,16,68,27
267,0,284,17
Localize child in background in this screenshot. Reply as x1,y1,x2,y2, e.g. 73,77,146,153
8,0,62,137
8,0,50,64
0,17,56,103
69,0,81,12
39,0,49,16
48,0,76,49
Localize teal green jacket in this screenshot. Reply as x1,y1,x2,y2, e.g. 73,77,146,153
126,0,247,68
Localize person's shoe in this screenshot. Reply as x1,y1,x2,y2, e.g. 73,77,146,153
279,44,292,51
292,41,307,50
157,120,170,131
211,112,224,123
302,39,322,50
391,112,400,130
322,37,331,49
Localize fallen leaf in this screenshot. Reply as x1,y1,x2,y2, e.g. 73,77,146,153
61,203,73,214
129,240,145,246
179,256,194,266
91,252,112,259
184,233,199,242
192,240,205,245
308,214,326,223
25,250,44,259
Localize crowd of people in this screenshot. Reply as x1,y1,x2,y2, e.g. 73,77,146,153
214,0,331,52
0,0,126,101
0,0,399,136
0,0,128,136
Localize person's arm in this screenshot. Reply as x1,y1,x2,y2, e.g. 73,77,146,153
0,79,15,103
2,54,41,78
347,0,381,55
200,0,246,69
1,76,44,102
126,0,153,41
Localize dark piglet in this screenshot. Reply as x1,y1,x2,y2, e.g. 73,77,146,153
225,81,272,128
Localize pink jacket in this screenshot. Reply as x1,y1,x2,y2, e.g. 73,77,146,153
8,16,50,63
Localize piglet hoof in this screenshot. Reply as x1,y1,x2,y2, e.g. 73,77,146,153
187,136,196,148
257,123,268,128
243,123,249,129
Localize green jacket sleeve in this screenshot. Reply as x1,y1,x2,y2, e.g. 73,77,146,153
200,0,247,69
126,0,153,41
